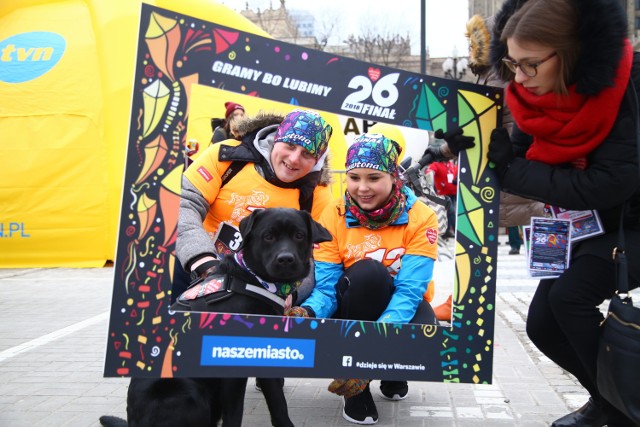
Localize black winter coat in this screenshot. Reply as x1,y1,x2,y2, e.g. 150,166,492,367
500,55,640,280
490,0,640,281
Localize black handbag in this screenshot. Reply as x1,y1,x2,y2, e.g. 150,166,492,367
596,216,640,424
596,79,640,425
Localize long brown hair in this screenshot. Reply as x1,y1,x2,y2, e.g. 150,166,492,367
499,0,580,95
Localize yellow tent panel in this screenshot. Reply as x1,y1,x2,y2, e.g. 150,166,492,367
0,0,270,267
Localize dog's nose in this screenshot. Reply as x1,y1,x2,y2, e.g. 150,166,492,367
275,252,295,266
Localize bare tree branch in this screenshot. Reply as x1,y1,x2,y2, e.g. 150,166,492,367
345,31,411,68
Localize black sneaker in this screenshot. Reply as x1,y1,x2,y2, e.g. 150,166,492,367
342,384,378,425
379,380,408,400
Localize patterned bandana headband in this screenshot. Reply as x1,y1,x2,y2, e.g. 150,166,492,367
274,109,333,159
345,133,400,174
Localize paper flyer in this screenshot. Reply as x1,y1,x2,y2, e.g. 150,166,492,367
528,217,572,277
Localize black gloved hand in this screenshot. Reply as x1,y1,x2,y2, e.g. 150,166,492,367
487,127,514,179
423,145,449,163
190,258,221,282
434,128,475,156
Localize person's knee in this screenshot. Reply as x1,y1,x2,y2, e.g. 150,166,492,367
545,264,603,316
525,319,544,345
546,284,571,316
337,259,393,321
526,304,551,345
344,259,393,294
526,279,563,348
411,300,437,324
526,302,563,347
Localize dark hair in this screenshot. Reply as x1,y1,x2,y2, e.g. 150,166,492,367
222,118,232,134
499,0,579,95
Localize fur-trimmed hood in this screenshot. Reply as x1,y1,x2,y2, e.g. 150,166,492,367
466,14,493,76
234,111,284,139
489,0,628,95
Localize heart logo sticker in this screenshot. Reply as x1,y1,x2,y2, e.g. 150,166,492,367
368,67,381,82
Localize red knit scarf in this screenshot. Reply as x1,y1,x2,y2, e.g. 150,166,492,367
506,40,633,166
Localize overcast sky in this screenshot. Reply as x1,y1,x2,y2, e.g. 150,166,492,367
224,0,469,58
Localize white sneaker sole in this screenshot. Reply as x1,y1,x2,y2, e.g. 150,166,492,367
342,397,378,425
379,391,408,401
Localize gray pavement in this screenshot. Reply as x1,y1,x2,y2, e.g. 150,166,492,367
0,236,630,426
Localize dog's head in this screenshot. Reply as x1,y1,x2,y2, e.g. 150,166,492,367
238,208,332,283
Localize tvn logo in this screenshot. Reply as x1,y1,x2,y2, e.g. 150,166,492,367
201,335,315,368
0,32,66,83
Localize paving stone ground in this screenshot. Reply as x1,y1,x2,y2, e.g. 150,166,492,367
1,236,635,426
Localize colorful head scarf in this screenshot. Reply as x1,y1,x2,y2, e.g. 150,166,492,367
274,109,332,159
345,133,400,174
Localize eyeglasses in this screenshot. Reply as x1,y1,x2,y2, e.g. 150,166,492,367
501,52,557,77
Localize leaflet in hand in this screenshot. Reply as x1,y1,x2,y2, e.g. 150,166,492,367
546,206,603,242
526,217,572,279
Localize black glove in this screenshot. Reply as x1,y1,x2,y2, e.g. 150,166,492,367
487,127,514,179
190,258,220,282
423,145,449,163
434,128,475,156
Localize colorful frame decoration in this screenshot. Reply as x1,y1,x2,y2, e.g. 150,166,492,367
104,4,503,383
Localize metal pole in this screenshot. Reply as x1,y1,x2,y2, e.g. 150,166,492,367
421,0,426,75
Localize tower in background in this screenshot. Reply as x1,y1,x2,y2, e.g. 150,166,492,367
468,0,505,19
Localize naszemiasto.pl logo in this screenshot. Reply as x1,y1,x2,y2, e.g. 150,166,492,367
201,335,315,368
0,32,66,83
340,68,400,120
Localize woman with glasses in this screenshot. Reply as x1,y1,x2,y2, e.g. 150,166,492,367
483,0,640,426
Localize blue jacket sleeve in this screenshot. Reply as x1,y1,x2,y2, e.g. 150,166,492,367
301,260,343,318
378,254,434,324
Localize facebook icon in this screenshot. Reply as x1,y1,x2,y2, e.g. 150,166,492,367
342,356,353,367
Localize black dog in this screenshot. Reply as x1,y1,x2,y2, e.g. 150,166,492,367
101,208,331,427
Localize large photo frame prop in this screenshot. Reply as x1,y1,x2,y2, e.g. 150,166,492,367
104,4,503,383
181,87,447,323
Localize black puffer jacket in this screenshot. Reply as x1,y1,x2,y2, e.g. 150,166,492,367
490,0,640,278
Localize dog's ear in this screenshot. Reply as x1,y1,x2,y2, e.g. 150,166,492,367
300,211,332,244
237,208,265,250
